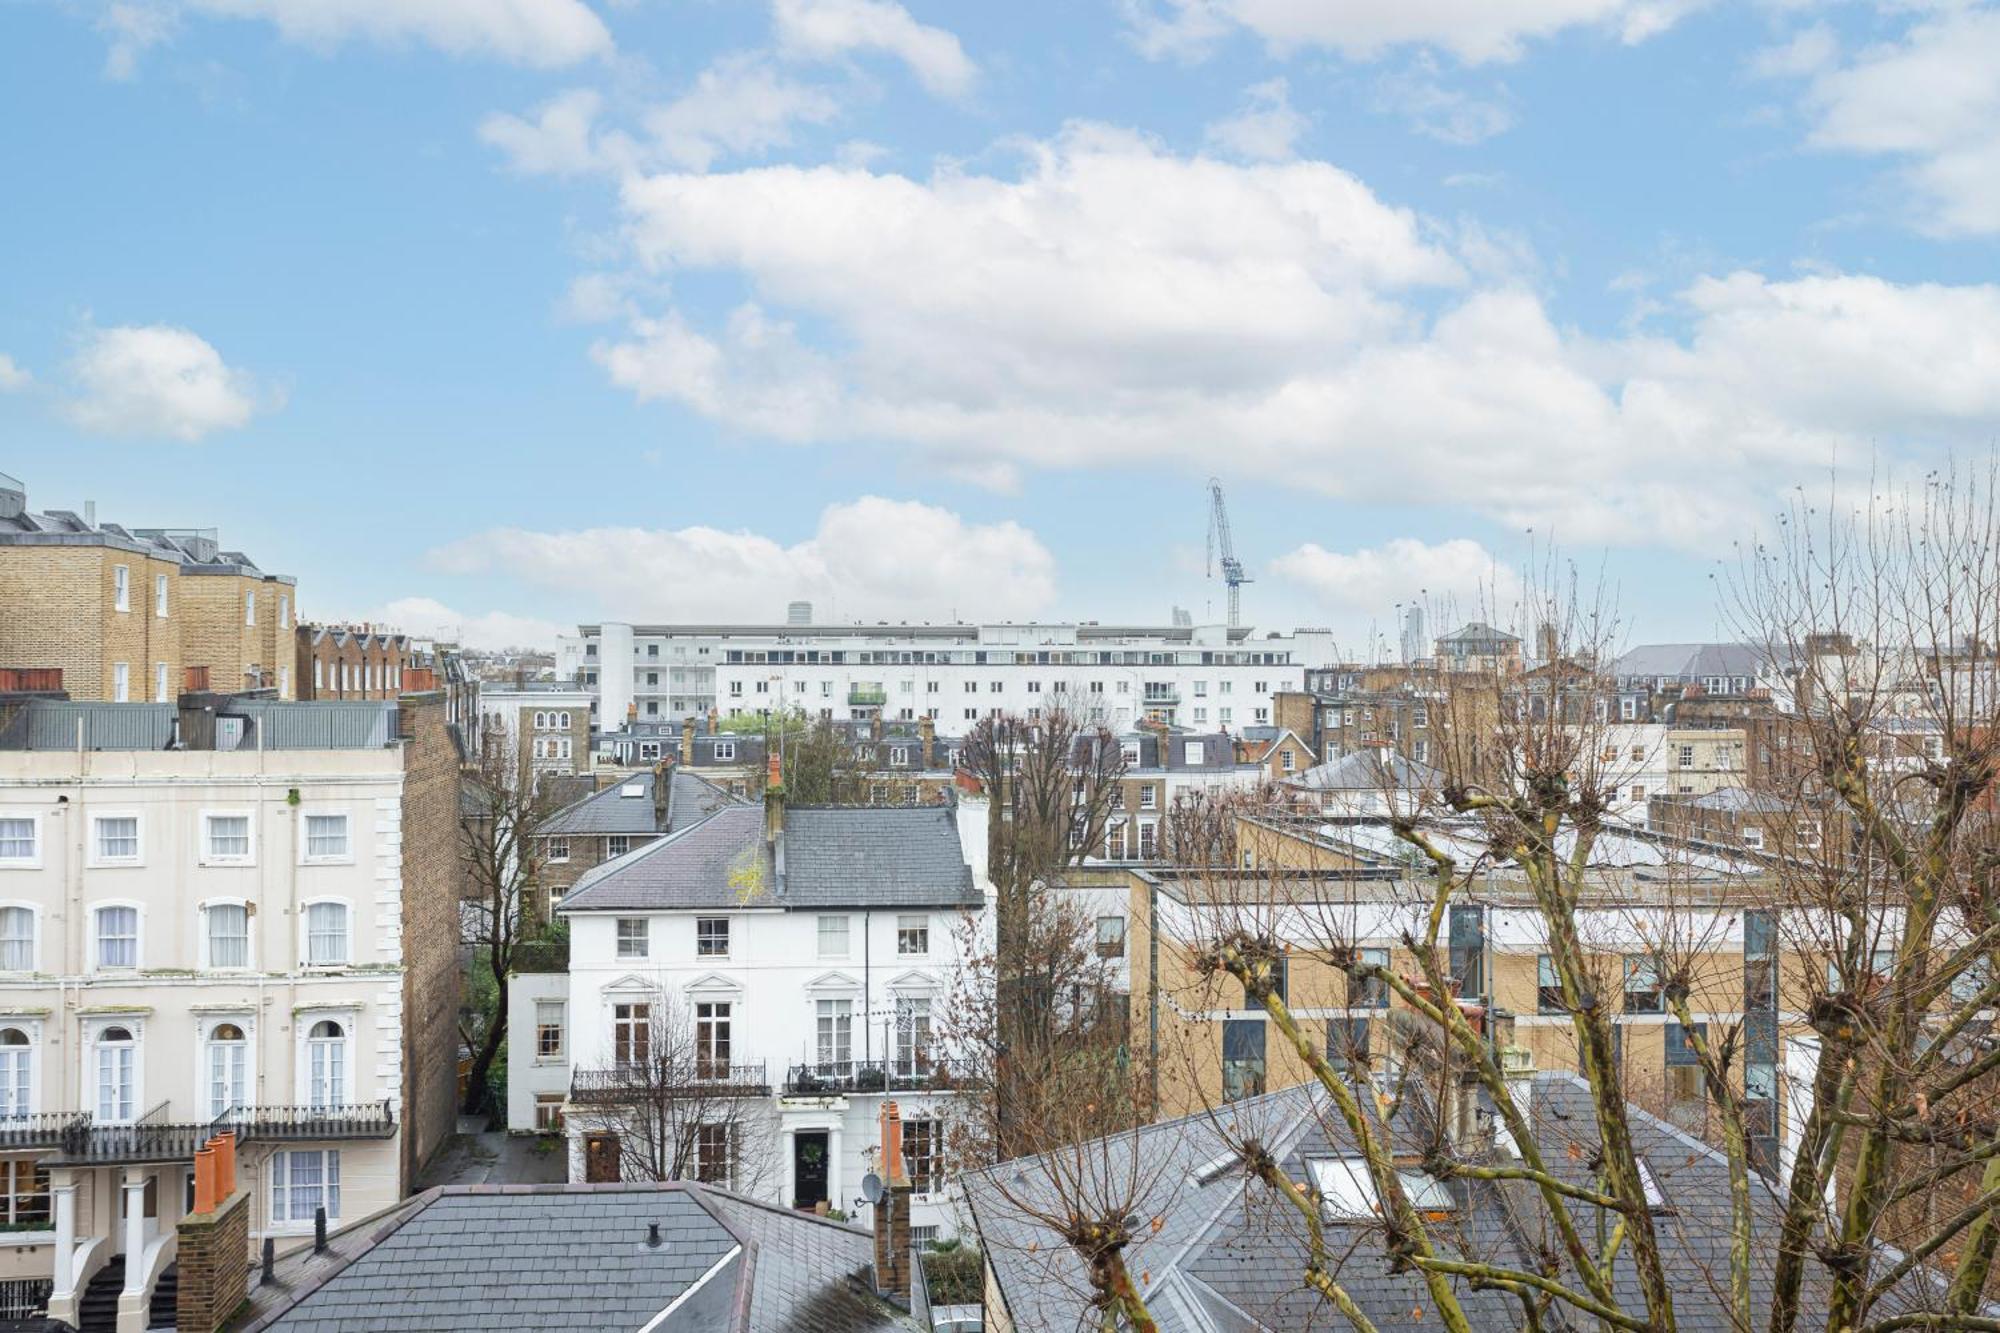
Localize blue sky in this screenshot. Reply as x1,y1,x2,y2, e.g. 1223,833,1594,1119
3,0,1997,652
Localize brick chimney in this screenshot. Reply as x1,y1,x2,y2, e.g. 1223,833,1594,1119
873,1101,914,1302
651,760,670,831
765,751,784,846
177,1132,249,1333
918,715,936,769
680,715,696,765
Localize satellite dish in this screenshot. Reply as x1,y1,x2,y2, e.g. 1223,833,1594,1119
860,1173,884,1205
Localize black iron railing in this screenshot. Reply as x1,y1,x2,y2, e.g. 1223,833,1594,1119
217,1101,398,1142
570,1061,770,1104
782,1059,974,1096
39,1101,397,1165
0,1278,51,1319
0,1113,86,1151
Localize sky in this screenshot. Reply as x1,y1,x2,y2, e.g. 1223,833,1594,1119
3,0,1998,655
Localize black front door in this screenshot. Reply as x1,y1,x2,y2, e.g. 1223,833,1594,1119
793,1131,829,1210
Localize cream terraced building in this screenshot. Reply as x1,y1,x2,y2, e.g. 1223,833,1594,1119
0,697,461,1333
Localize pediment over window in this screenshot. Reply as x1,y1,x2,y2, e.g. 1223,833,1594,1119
682,972,744,997
885,970,938,996
803,970,861,993
600,974,660,995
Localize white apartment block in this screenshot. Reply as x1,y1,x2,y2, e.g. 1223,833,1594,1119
0,698,460,1332
559,620,1336,735
532,790,985,1243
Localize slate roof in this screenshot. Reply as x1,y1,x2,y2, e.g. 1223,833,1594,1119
236,1182,921,1333
968,1073,1980,1333
1287,747,1441,793
559,802,979,913
1437,620,1520,647
1608,642,1766,683
539,768,747,838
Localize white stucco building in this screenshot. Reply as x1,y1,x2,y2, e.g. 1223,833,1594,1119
559,619,1334,734
537,780,985,1243
0,697,462,1332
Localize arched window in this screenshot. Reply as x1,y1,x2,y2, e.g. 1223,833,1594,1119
305,902,349,966
96,1026,135,1123
0,909,32,971
307,1020,346,1108
558,712,571,729
207,1023,246,1118
0,1029,29,1120
533,711,547,730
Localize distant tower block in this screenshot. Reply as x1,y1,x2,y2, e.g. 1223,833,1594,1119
787,601,813,626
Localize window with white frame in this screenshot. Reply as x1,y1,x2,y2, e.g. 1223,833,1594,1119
95,1025,136,1122
95,906,138,969
305,1019,348,1107
545,837,569,863
712,741,736,762
695,1002,732,1075
903,1116,940,1194
244,591,256,626
897,915,928,955
0,909,31,972
154,662,169,702
113,565,130,612
617,918,649,959
305,901,350,966
112,662,129,702
818,915,850,958
303,814,349,862
613,1002,652,1067
94,815,140,864
894,997,931,1076
694,1123,736,1186
203,813,252,864
0,1028,31,1119
604,833,628,856
278,594,289,629
271,1150,340,1225
204,902,250,969
535,1002,564,1061
0,820,32,867
696,917,729,957
206,1022,248,1117
155,574,169,617
815,998,853,1068
1096,915,1127,959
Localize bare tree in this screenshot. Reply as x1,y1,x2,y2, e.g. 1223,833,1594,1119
459,722,566,1114
570,991,777,1192
962,695,1128,1153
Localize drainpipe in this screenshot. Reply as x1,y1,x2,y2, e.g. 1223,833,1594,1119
863,910,872,1068
1147,877,1159,1113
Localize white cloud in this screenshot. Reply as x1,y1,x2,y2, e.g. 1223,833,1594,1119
1371,61,1516,144
427,497,1056,622
1122,0,1703,66
1272,537,1522,631
1794,6,2000,235
583,124,2000,550
1203,78,1307,161
482,58,841,178
1749,22,1835,81
372,597,564,652
63,324,271,441
771,0,975,97
185,0,612,67
99,2,178,79
0,355,29,392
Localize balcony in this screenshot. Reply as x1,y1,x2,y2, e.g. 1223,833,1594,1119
782,1059,975,1097
848,685,888,707
569,1061,771,1104
32,1101,396,1167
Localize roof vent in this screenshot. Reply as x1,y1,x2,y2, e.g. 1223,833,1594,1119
645,1222,663,1249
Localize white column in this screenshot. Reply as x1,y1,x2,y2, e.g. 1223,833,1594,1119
50,1185,77,1298
781,1130,796,1209
121,1177,145,1294
826,1127,843,1214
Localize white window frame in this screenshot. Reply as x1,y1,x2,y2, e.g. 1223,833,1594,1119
300,898,353,968
534,1001,565,1064
296,1015,356,1110
113,564,130,613
89,812,143,868
817,914,851,959
154,661,169,703
112,662,130,703
89,1019,142,1124
616,918,649,959
269,1149,342,1230
278,594,289,630
244,591,256,626
545,837,570,864
0,906,37,973
0,1024,39,1122
896,914,929,956
200,809,256,867
0,816,37,870
713,741,737,762
91,902,142,972
155,574,170,618
200,1015,254,1119
200,897,254,971
298,810,354,866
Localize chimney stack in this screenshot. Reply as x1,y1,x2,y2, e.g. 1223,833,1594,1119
177,1132,249,1333
1498,1045,1535,1155
651,760,670,831
918,715,936,769
680,715,696,765
765,751,784,846
873,1101,914,1302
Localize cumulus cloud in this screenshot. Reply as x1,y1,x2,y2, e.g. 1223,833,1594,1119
372,597,565,652
99,2,178,79
1371,61,1516,144
1792,6,2000,236
1204,78,1307,161
63,324,272,441
426,497,1057,622
1122,0,1703,66
0,355,29,392
771,0,975,98
584,123,2000,549
482,57,841,178
182,0,611,67
1272,538,1522,627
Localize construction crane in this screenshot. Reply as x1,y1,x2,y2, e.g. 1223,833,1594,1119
1205,477,1251,629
